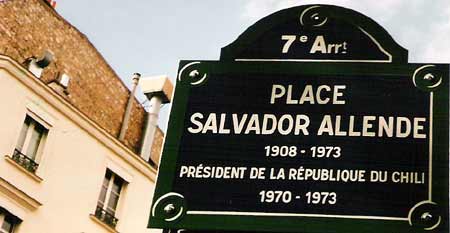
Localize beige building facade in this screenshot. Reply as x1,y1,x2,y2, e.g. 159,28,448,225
0,47,161,233
0,0,172,232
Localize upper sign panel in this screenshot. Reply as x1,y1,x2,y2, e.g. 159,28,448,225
221,5,408,63
149,61,449,233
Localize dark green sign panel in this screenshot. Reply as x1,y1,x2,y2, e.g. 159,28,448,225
148,4,449,233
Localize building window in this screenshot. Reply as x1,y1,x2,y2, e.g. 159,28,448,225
12,115,48,173
0,214,17,233
94,169,124,228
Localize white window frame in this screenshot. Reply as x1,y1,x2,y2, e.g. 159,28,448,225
97,170,125,217
16,114,49,162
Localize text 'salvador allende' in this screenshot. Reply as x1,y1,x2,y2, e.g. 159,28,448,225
187,84,427,138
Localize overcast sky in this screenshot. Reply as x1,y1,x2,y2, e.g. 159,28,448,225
55,0,450,131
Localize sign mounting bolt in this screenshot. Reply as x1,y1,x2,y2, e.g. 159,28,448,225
423,73,434,81
164,204,176,214
421,212,433,221
189,70,200,78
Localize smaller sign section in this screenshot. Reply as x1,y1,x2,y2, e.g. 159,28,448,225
221,5,408,63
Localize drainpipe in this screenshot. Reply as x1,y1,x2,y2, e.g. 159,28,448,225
140,96,162,162
119,73,141,141
139,76,173,164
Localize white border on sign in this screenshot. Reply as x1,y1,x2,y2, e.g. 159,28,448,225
185,93,433,222
429,92,433,201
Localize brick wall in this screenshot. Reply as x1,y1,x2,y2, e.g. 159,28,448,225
152,128,164,164
0,0,163,157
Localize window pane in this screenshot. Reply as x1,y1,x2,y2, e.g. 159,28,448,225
1,216,14,233
25,122,46,160
97,173,111,207
16,116,31,152
106,192,120,215
97,184,108,207
106,176,123,215
97,170,125,217
111,178,123,195
105,170,112,180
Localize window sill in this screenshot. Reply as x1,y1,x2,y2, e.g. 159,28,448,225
89,214,120,233
4,155,43,183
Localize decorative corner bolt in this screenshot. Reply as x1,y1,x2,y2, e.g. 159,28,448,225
189,70,200,78
423,73,435,81
412,65,443,91
421,212,433,221
164,203,176,214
